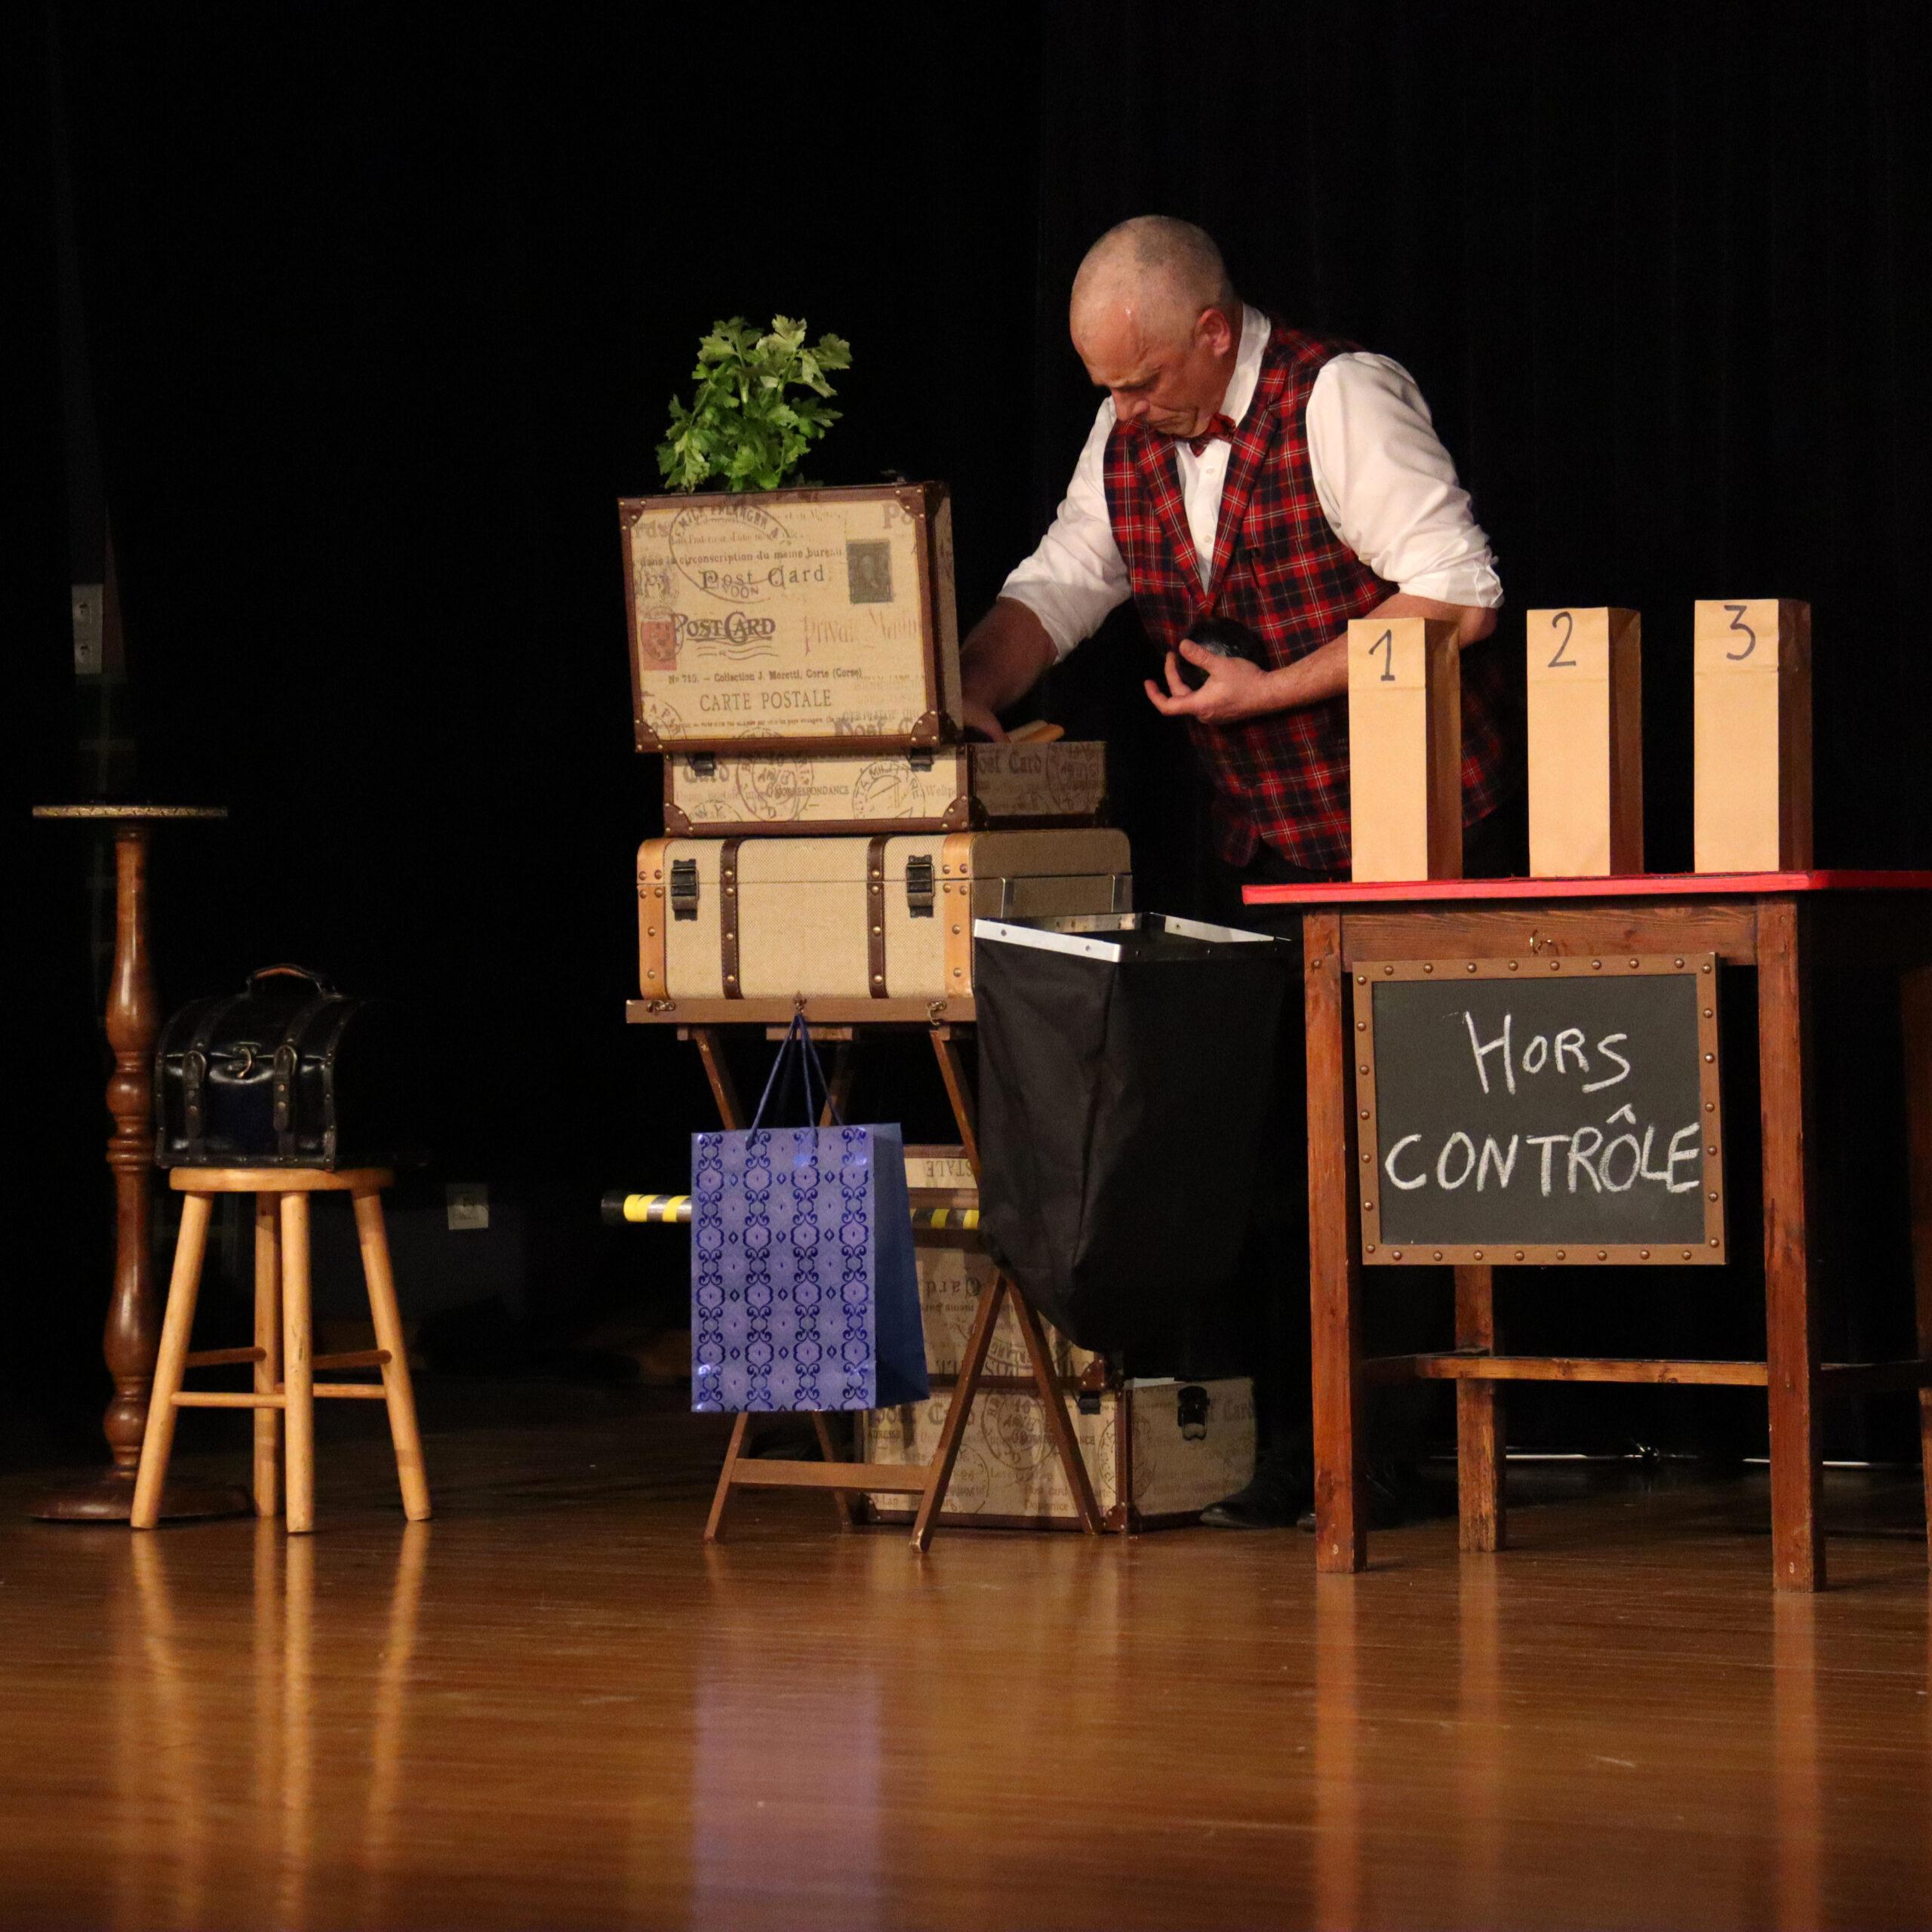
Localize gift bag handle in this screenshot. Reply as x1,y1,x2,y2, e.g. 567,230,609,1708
751,1014,838,1128
749,1011,843,1130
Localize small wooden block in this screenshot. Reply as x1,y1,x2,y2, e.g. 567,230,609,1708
1526,607,1644,877
1694,600,1812,872
1347,617,1463,882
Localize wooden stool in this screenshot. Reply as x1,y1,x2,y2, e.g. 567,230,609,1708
131,1168,431,1533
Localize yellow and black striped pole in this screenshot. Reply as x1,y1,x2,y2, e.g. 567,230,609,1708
601,1191,980,1233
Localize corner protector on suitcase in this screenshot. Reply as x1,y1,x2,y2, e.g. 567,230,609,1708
617,498,648,528
941,794,977,832
908,709,945,748
663,803,691,837
1104,1503,1136,1535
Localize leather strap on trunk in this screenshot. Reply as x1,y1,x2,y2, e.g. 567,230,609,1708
181,995,241,1162
719,839,743,998
275,993,341,1162
636,839,672,999
866,834,889,998
941,832,976,1001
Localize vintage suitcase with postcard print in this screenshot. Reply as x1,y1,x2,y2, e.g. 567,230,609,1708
661,739,1108,838
859,1377,1256,1532
620,481,960,753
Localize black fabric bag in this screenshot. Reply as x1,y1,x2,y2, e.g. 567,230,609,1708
154,965,417,1169
974,915,1298,1355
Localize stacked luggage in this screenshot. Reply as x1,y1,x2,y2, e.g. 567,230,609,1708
621,482,1128,1021
620,481,1254,1527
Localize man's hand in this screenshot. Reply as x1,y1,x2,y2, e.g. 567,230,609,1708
1143,642,1275,724
1143,596,1500,727
959,697,1008,741
958,598,1056,743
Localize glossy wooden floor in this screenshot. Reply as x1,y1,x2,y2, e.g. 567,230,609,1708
3,1389,1930,1930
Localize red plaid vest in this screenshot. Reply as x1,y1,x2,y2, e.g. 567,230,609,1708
1103,323,1515,873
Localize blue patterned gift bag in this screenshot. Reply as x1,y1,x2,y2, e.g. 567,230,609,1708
691,1015,928,1414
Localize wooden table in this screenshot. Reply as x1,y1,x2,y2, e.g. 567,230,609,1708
30,804,248,1522
1244,869,1932,1591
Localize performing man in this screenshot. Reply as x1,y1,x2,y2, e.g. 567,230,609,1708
961,215,1519,1526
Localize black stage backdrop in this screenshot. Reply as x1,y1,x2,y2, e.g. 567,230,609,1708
8,2,1930,1461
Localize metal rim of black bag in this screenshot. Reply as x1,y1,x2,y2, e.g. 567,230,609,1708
974,916,1300,1359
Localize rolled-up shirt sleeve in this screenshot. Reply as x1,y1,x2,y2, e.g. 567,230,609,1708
998,401,1132,660
1307,354,1503,609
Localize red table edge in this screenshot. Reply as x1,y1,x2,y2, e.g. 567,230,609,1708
1243,868,1932,906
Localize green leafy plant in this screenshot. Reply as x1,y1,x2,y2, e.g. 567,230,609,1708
656,315,851,493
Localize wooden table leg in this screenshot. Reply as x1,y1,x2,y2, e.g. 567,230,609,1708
703,1414,751,1543
1306,912,1367,1573
100,823,158,1491
1758,898,1823,1591
808,1413,856,1528
930,1031,980,1177
692,1027,745,1131
34,821,247,1522
924,1021,1098,1534
1454,1263,1505,1552
912,1269,1006,1552
820,1043,856,1126
1898,964,1932,1562
1005,1276,1102,1534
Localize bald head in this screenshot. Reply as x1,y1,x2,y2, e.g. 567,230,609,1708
1069,217,1244,441
1070,217,1238,350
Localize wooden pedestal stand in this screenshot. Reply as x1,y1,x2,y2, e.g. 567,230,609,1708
1246,869,1932,1592
630,1002,1101,1551
30,804,251,1522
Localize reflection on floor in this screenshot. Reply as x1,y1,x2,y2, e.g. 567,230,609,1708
2,1386,1929,1930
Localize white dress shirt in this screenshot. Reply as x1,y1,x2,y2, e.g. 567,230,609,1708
1001,304,1503,660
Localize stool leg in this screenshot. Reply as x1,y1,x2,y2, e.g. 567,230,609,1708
352,1188,431,1521
253,1196,282,1518
281,1193,315,1534
131,1192,215,1529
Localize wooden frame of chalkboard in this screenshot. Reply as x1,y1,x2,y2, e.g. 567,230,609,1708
1352,953,1725,1266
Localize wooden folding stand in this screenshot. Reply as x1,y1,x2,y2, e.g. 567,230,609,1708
634,1007,1101,1551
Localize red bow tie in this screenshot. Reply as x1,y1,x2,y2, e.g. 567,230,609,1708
1183,413,1238,457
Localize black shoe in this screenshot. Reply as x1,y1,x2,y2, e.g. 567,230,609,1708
1294,1458,1447,1532
1199,1445,1314,1530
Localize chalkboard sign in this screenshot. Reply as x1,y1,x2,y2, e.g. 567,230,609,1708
1355,955,1725,1266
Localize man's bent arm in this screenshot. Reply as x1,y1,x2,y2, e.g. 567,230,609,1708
1144,592,1498,724
959,598,1059,739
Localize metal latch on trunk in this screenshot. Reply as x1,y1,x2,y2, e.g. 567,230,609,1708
685,753,717,779
905,854,936,916
670,858,700,920
909,747,934,773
